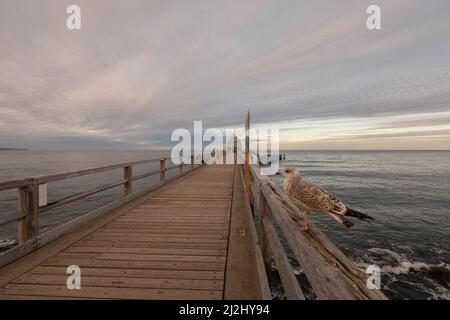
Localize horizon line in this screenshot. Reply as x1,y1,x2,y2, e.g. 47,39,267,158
2,148,450,152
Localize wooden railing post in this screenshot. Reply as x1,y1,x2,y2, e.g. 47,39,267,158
160,158,166,182
17,183,39,245
179,161,184,174
258,188,273,285
123,165,132,197
17,187,29,244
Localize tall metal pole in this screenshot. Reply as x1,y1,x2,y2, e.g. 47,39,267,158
234,135,238,166
245,111,251,202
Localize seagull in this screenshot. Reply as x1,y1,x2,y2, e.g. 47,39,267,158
276,167,374,230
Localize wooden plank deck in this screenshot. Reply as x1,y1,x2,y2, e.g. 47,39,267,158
0,165,266,300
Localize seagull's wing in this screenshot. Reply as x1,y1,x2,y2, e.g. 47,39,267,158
285,184,354,229
287,180,347,215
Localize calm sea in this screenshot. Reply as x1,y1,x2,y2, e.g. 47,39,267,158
0,150,449,300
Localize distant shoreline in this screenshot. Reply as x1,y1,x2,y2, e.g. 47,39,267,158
0,148,28,151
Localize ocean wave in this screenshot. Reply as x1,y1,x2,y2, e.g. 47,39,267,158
366,248,450,276
355,247,450,299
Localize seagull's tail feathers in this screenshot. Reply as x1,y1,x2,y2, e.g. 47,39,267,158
345,207,375,221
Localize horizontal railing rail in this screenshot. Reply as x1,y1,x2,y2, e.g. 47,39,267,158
0,213,27,226
0,156,198,249
39,179,129,213
0,158,162,191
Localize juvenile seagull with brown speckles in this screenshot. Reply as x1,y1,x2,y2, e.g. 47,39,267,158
276,167,374,230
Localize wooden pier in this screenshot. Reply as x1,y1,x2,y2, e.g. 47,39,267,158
0,163,268,299
0,115,387,300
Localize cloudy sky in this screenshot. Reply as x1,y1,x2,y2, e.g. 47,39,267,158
1,0,450,150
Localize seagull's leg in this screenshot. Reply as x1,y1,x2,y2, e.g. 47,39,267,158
298,211,310,231
305,211,310,230
285,196,310,231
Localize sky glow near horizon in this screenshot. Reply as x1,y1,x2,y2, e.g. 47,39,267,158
1,0,450,150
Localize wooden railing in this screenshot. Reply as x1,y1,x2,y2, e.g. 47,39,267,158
242,164,386,300
0,156,199,265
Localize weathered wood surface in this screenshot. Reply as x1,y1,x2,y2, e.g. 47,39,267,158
250,165,387,300
0,165,266,300
224,164,271,300
17,185,39,245
261,215,305,300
